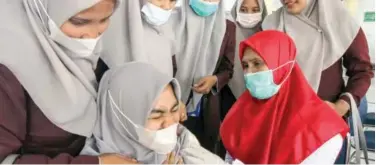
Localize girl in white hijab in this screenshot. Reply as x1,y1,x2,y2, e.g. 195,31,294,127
174,0,226,119
100,0,179,78
81,62,225,164
262,0,374,115
228,0,268,98
0,0,138,164
171,0,227,156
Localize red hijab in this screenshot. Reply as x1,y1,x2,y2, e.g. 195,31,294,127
220,30,349,164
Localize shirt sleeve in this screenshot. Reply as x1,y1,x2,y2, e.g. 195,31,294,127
0,65,99,164
214,21,236,92
300,134,343,164
340,28,374,106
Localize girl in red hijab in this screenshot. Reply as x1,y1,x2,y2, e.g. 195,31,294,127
220,30,349,164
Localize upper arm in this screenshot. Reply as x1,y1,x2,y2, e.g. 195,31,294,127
342,28,374,104
0,64,27,162
224,21,236,67
343,28,373,75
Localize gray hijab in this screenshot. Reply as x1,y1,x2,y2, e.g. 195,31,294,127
0,0,118,137
80,62,224,164
100,0,177,77
175,0,226,112
228,0,267,98
262,0,360,92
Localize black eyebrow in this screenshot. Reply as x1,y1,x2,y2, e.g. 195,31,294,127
100,14,113,22
151,101,179,113
151,109,166,114
244,57,258,62
69,17,91,23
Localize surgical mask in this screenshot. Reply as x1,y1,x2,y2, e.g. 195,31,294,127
141,2,172,26
236,12,262,28
108,91,178,154
244,61,295,100
189,0,219,17
34,0,101,57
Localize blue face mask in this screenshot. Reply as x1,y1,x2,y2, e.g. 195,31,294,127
244,61,295,100
189,0,219,17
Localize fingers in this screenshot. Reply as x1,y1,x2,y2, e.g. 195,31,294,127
193,78,208,93
193,78,206,88
99,154,138,164
168,152,175,164
163,153,172,164
180,112,187,122
196,87,210,94
193,83,210,94
324,101,335,108
177,157,184,164
324,101,339,114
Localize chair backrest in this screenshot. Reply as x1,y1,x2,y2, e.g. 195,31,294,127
343,93,370,164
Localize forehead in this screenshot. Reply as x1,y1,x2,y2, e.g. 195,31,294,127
149,0,176,2
153,85,176,104
242,0,259,6
242,47,261,61
75,0,115,16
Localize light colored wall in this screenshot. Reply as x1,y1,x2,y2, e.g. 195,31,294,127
224,0,375,63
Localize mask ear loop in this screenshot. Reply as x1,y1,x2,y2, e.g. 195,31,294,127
108,90,139,140
173,143,182,164
275,60,296,86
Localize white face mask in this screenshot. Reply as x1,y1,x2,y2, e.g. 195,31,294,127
108,91,178,154
34,0,101,57
141,2,172,26
236,12,262,28
48,20,101,57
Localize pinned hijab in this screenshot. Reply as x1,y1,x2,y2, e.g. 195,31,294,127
228,0,267,98
80,62,224,164
262,0,360,92
175,0,226,112
220,31,348,164
0,0,119,137
100,0,178,77
81,62,180,163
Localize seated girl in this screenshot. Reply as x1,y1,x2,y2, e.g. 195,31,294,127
81,62,224,164
220,30,349,164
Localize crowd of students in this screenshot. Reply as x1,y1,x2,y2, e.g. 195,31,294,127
0,0,373,164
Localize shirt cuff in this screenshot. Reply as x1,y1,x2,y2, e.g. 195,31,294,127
339,95,352,118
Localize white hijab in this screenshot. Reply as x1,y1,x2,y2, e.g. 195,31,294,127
100,0,178,77
0,0,118,137
262,0,360,92
175,0,226,112
81,62,224,164
228,0,267,98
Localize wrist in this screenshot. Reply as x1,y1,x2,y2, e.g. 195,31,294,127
212,75,218,83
